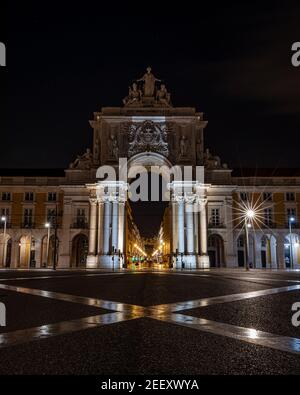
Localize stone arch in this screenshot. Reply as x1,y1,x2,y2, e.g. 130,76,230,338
18,235,36,268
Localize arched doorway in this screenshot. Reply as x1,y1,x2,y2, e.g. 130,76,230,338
71,234,88,267
18,235,36,268
208,234,224,267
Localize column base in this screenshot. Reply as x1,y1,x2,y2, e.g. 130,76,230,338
86,255,98,268
98,255,122,270
197,254,210,269
172,255,197,269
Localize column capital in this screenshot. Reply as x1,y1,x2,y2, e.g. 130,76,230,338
89,197,98,205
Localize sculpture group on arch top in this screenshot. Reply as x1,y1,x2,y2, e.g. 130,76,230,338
123,66,171,107
68,67,227,172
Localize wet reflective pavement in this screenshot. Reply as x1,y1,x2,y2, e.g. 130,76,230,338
0,270,299,374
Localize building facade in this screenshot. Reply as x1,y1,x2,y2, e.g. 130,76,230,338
0,69,299,270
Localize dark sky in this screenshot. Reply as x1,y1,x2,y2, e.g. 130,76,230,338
0,1,299,171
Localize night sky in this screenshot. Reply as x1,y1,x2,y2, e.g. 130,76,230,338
1,1,300,236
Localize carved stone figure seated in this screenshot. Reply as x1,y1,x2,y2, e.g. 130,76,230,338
203,148,222,169
69,148,93,170
156,84,171,106
123,83,142,106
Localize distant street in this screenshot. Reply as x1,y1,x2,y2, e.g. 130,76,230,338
0,269,300,374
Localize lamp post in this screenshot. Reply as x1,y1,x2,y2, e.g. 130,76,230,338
45,222,50,268
1,216,7,267
244,209,255,271
289,216,295,269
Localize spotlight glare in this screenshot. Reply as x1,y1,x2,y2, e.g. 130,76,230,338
246,209,255,219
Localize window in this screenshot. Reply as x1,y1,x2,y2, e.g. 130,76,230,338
263,192,273,201
47,209,56,226
23,208,33,227
264,208,273,226
24,192,34,201
48,192,57,202
76,208,86,228
1,192,11,201
287,208,296,223
210,208,220,226
240,192,248,201
286,192,295,202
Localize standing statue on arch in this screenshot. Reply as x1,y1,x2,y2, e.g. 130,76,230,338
137,66,161,97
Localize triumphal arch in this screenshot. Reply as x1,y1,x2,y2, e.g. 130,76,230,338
79,67,221,269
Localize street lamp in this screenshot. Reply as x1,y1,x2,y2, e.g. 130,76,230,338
244,210,255,271
289,216,295,269
45,222,51,268
1,216,7,267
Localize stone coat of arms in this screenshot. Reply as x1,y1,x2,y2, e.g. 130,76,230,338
126,120,169,158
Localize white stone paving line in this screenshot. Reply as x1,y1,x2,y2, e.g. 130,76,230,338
154,313,300,355
0,282,300,355
0,312,143,349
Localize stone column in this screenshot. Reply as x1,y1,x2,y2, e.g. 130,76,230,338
118,201,125,253
103,200,111,254
199,197,210,268
10,240,18,269
59,198,72,268
194,203,199,254
177,198,185,254
35,239,42,268
111,200,119,253
186,202,194,254
200,201,208,255
88,198,97,255
276,238,285,269
172,201,178,253
97,201,104,255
